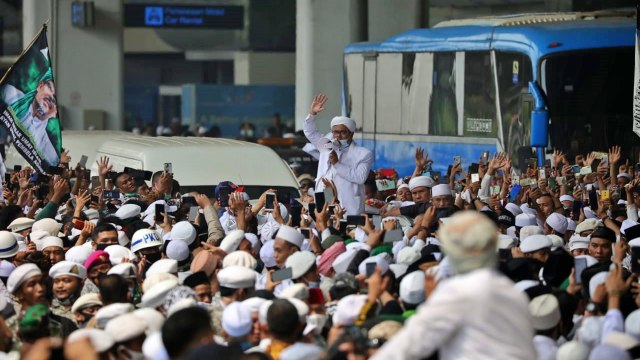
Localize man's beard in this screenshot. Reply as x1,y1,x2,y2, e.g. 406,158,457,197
34,100,47,119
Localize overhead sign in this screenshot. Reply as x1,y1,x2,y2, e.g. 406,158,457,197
124,4,244,29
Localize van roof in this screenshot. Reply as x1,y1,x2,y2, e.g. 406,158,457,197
95,136,299,189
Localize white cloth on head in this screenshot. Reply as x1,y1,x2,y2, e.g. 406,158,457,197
68,329,114,353
505,203,523,216
217,266,256,289
330,116,356,133
569,237,590,251
519,225,543,241
556,340,590,360
515,214,537,227
285,251,316,279
546,213,568,234
222,302,252,337
170,221,196,245
223,251,257,270
333,294,367,327
259,240,277,268
276,225,304,249
146,259,178,276
400,271,425,305
166,240,190,262
220,229,245,254
520,235,552,253
529,294,560,330
105,313,148,343
65,246,93,265
408,176,435,191
7,263,41,293
559,195,575,203
431,184,452,197
49,261,86,280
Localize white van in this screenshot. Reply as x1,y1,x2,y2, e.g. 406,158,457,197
4,130,139,171
91,136,301,199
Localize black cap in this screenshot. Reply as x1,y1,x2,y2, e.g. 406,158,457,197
590,226,616,243
182,271,210,289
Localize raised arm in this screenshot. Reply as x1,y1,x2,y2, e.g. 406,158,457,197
303,94,330,146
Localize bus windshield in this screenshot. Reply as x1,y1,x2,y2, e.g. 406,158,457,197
542,47,634,156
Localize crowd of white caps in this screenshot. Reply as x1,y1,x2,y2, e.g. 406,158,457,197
0,147,639,359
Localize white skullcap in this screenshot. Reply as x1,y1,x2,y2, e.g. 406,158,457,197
515,213,537,227
621,220,639,237
217,266,256,289
330,116,356,133
32,218,61,236
166,240,190,262
0,232,18,259
108,263,137,279
604,332,640,351
146,259,178,276
520,234,552,253
514,280,540,292
567,218,576,232
333,294,367,326
519,225,543,241
546,213,568,234
83,208,100,220
141,280,178,309
431,184,452,197
520,204,537,216
397,183,409,191
358,256,389,276
625,309,640,340
287,298,309,322
577,316,604,348
68,329,114,353
504,203,523,216
279,283,309,301
575,219,601,234
134,308,165,334
49,261,86,280
547,235,564,251
333,248,357,274
242,297,268,314
396,247,421,266
399,270,425,305
619,199,628,206
244,233,259,248
220,230,245,254
7,263,41,293
142,332,168,360
618,173,632,180
529,294,560,330
7,217,34,232
71,293,103,314
569,237,590,251
171,221,196,246
556,341,590,360
142,273,178,293
408,176,435,191
559,195,575,203
65,245,93,265
259,240,277,268
389,264,409,279
115,204,141,220
104,245,136,265
223,251,257,270
583,207,597,219
276,225,304,249
260,221,280,243
0,260,15,277
258,300,273,325
106,313,148,343
94,303,134,329
285,251,316,279
29,230,49,251
222,302,252,337
497,234,516,250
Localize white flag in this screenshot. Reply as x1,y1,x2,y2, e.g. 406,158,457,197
634,26,640,138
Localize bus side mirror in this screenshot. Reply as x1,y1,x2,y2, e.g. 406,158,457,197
528,81,548,148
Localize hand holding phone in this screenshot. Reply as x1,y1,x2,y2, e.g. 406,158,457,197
574,257,587,284
271,267,293,282
265,192,276,211
164,162,172,174
346,215,366,226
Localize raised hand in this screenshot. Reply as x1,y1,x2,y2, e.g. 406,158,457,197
415,147,431,171
609,145,622,165
585,152,596,167
551,149,565,168
60,149,71,165
195,193,212,208
310,94,328,115
97,156,112,177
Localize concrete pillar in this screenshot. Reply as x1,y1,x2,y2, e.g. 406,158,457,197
295,0,366,133
22,0,52,48
49,0,123,131
234,52,296,85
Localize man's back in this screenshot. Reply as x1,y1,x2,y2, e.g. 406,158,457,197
372,268,535,360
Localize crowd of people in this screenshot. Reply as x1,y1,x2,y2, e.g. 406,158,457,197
0,95,639,360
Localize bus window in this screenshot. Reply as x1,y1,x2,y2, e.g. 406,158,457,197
495,51,533,169
429,52,458,136
401,53,433,135
344,54,365,131
375,53,402,134
463,52,497,138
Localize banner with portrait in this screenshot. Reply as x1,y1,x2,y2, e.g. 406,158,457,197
0,26,62,173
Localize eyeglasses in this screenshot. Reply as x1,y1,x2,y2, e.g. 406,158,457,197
331,129,350,136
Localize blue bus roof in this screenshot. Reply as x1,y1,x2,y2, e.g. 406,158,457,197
344,15,634,62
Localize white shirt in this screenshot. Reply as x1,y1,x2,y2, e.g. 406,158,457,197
371,268,536,360
533,335,557,360
303,115,373,216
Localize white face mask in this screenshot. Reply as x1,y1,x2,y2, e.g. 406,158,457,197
306,314,327,334
333,138,350,150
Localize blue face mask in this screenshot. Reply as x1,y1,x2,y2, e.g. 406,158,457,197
334,138,350,150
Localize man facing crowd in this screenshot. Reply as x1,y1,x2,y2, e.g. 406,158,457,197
303,94,373,215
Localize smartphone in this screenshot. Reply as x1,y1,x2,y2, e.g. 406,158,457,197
365,262,377,278
453,156,461,166
571,165,581,174
103,189,120,200
481,151,490,165
339,219,347,235
528,158,537,168
188,206,199,222
383,229,403,243
556,176,566,186
164,162,172,174
299,228,311,239
548,177,557,191
4,173,10,185
328,204,336,215
574,257,588,284
90,195,99,204
90,176,100,189
219,187,231,208
271,267,293,282
182,196,197,207
471,173,480,183
372,215,382,230
35,185,49,200
538,168,546,179
571,200,583,221
48,166,64,175
13,165,21,172
308,203,316,221
155,203,164,219
490,185,501,196
79,155,88,168
346,215,366,226
588,189,599,210
511,175,520,185
265,192,276,211
632,247,640,274
469,163,479,174
580,166,592,175
375,179,396,192
509,184,522,202
600,189,610,201
314,191,326,212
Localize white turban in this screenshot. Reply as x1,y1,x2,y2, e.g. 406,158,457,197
330,116,356,133
408,176,435,191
